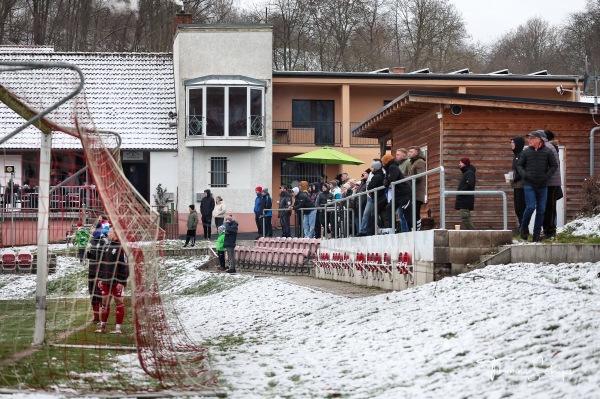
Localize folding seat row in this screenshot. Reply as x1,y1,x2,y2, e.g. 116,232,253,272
1,250,33,273
234,245,310,273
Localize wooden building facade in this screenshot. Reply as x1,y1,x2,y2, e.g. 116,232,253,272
353,91,599,230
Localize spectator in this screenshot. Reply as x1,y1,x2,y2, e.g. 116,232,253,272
216,225,226,271
200,189,215,240
73,221,91,265
261,188,273,237
542,130,561,240
310,183,322,238
290,181,316,238
455,157,476,230
395,148,411,175
278,186,292,238
316,182,333,238
127,165,140,191
213,196,226,230
254,186,263,239
381,154,411,234
510,136,526,232
516,130,558,241
330,180,342,199
184,204,198,247
408,146,427,230
87,222,107,325
101,216,110,236
224,215,239,273
95,230,129,334
358,160,385,236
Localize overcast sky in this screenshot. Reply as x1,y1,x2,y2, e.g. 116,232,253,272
451,0,589,43
236,0,590,44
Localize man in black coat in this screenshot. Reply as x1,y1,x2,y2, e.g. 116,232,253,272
455,157,476,230
200,189,215,240
516,130,559,241
381,154,411,232
224,215,239,273
278,186,292,238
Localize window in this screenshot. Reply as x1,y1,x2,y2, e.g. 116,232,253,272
280,160,322,188
210,157,228,187
292,100,335,145
185,76,265,138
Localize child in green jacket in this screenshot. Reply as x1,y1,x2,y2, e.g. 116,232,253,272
73,222,91,264
216,225,226,271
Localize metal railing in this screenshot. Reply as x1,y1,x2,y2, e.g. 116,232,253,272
443,190,508,231
272,121,342,146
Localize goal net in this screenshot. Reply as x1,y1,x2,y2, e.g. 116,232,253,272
0,61,213,394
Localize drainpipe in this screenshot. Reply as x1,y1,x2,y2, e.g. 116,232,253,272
191,148,195,204
590,126,600,176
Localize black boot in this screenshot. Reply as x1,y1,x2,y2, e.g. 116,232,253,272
191,237,196,247
183,237,190,247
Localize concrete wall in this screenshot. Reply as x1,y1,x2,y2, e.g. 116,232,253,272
173,25,273,232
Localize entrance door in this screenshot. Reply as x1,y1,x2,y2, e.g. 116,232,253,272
124,163,149,202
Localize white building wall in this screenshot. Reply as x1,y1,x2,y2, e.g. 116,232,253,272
150,151,179,209
173,25,273,230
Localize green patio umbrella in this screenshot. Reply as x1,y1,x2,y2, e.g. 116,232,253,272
287,146,364,165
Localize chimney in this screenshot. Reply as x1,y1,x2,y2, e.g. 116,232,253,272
391,67,406,74
173,10,193,36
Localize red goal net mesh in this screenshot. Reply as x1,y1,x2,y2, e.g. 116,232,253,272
0,62,213,394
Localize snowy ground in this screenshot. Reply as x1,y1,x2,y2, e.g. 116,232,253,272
0,220,599,398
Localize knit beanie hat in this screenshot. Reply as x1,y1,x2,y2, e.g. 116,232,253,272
460,157,471,166
292,187,299,195
226,214,234,221
262,188,269,195
381,154,394,166
76,222,83,227
371,160,382,170
255,186,262,192
300,181,309,191
218,225,226,232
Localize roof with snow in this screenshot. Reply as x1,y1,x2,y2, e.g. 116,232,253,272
0,48,176,150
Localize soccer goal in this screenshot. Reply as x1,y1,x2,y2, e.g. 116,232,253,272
0,61,214,395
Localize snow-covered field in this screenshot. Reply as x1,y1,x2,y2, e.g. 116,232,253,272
0,219,599,398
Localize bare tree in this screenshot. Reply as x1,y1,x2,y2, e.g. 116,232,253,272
487,18,560,74
559,3,600,78
269,0,311,71
0,0,21,44
391,0,467,72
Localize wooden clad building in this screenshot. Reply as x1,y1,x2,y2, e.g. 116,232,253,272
353,91,599,230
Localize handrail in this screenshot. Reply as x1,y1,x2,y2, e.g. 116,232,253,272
443,190,508,231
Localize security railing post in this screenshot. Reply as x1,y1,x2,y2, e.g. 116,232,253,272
439,166,446,230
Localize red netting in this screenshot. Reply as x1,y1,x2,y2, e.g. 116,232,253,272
0,61,214,394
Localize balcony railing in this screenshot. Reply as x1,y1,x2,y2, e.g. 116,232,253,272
272,121,342,146
349,122,380,147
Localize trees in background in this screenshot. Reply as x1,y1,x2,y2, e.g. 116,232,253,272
0,0,598,76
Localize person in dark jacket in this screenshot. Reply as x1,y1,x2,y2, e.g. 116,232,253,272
95,230,129,334
542,130,562,239
260,188,273,237
87,222,107,325
381,154,411,232
184,204,198,247
455,157,476,230
408,146,427,230
516,130,559,241
278,186,292,238
253,186,263,238
290,180,316,238
357,161,384,236
200,189,215,240
510,136,526,232
224,215,238,273
316,182,333,237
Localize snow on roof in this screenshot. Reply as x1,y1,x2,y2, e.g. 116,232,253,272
0,50,176,150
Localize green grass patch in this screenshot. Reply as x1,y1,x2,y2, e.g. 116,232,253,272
178,274,246,296
441,332,457,339
544,324,560,331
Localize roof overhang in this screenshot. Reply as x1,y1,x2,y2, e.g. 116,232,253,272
352,91,596,138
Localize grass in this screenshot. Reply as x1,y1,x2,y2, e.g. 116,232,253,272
515,229,600,244
0,297,143,391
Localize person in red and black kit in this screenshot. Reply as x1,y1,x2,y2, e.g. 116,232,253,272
95,230,129,334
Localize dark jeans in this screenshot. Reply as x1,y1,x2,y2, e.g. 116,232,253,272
543,186,559,235
184,229,196,246
513,187,526,228
217,250,226,269
522,184,548,237
255,214,263,235
280,214,291,237
214,217,224,230
202,215,212,239
264,216,273,237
